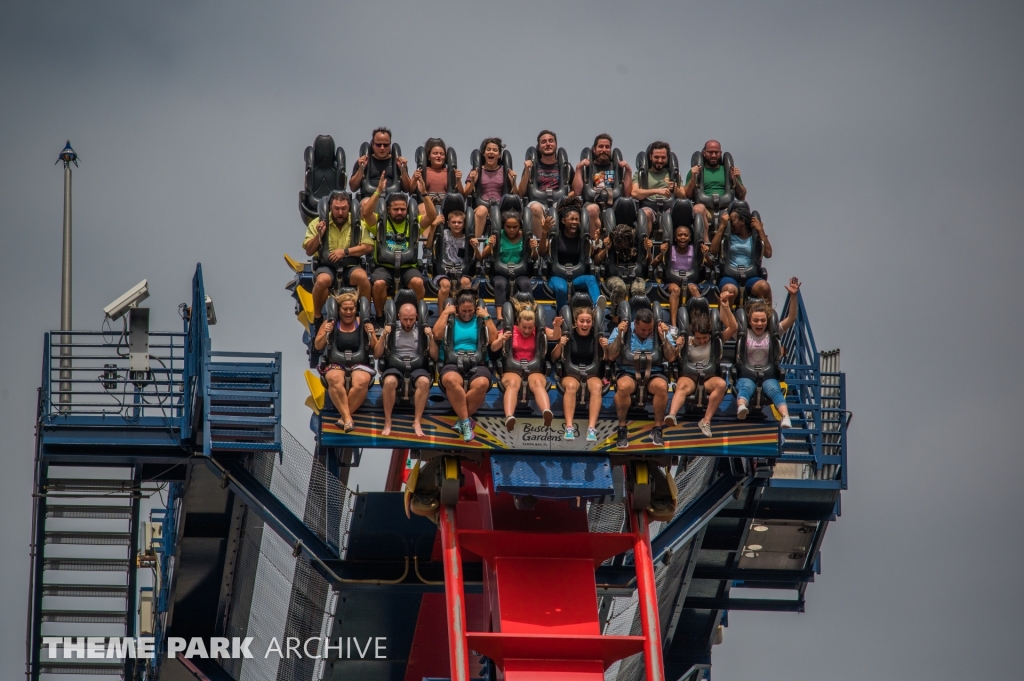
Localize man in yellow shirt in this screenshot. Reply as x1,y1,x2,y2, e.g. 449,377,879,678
302,191,374,323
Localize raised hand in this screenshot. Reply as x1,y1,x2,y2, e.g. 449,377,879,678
577,158,590,169
376,170,388,194
718,289,735,307
542,215,555,232
784,277,802,295
552,315,564,329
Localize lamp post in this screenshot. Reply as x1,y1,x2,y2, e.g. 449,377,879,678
57,141,78,409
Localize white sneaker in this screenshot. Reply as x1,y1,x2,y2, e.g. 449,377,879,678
736,402,749,419
780,415,792,428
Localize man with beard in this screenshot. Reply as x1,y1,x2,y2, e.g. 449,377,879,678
631,140,686,230
350,127,414,204
683,139,746,223
572,133,633,239
303,191,374,323
363,173,435,318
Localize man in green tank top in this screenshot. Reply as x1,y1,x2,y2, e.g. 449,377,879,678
683,140,746,222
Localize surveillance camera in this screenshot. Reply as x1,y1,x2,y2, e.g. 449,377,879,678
205,295,217,325
104,280,150,321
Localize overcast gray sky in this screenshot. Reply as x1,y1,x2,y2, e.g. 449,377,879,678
2,1,1023,678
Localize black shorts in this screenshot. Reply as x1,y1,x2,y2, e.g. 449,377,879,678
439,363,493,386
370,267,424,289
314,264,365,288
615,370,667,385
381,367,432,384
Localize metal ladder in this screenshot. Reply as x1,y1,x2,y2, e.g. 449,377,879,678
27,466,142,680
202,350,282,458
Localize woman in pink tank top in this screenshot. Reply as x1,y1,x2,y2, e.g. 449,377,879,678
464,138,518,237
490,300,563,432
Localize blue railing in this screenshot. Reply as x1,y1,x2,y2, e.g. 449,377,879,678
180,264,210,442
39,330,185,425
778,292,847,488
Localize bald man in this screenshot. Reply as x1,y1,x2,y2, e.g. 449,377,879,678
373,303,438,436
683,140,747,222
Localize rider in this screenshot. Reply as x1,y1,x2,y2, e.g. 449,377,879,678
480,210,538,323
463,138,517,238
520,130,572,238
572,133,632,239
492,298,562,431
421,208,483,312
631,141,685,230
552,303,604,442
364,172,434,316
313,291,377,432
373,302,439,437
735,278,802,428
432,289,500,442
303,191,373,323
683,140,746,224
601,307,677,447
652,223,709,327
594,222,653,322
665,291,737,437
412,137,464,214
539,196,603,311
350,126,413,199
710,201,773,301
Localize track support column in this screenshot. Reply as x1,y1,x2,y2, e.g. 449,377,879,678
632,510,666,681
439,504,471,681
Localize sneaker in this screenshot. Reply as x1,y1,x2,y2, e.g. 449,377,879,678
452,419,466,435
543,409,554,428
698,420,713,437
780,415,792,428
505,415,516,432
736,402,749,420
616,426,629,449
664,413,677,427
650,426,664,446
564,425,576,441
462,419,476,442
586,427,598,442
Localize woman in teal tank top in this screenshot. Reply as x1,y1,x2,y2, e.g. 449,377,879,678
481,212,537,321
433,290,499,442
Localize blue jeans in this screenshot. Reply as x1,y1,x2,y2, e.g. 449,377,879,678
735,377,785,409
550,274,601,311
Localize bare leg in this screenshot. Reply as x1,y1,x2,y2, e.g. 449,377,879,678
614,375,636,425
436,278,452,312
474,205,489,238
442,373,469,421
586,377,603,429
348,371,372,414
381,375,398,436
641,207,656,229
668,377,696,423
412,376,430,437
667,283,681,328
325,370,351,424
502,374,522,418
562,377,580,430
528,373,551,413
702,377,727,425
585,203,602,241
372,280,388,319
750,279,772,301
650,377,668,426
409,276,426,301
528,202,547,239
466,376,491,416
312,273,333,320
349,267,371,302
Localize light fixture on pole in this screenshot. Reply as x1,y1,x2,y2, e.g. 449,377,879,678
56,141,79,409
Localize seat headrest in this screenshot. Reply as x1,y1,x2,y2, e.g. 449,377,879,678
313,135,335,165
670,201,694,228
629,294,653,312
394,289,419,311
512,292,535,305
613,198,638,225
499,194,524,214
569,292,594,309
441,193,467,215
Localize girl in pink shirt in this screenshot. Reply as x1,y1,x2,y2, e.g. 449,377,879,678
491,300,563,431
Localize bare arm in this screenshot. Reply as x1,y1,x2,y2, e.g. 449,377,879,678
515,162,530,196
552,335,568,361
398,157,413,191
752,216,772,259
710,222,726,256
432,306,452,340
731,167,746,200
682,166,699,199
425,328,439,361
304,219,327,256
491,330,512,352
372,325,390,359
717,291,738,342
544,316,564,341
571,159,587,197
314,320,333,351
349,156,367,192
778,279,802,333
621,162,633,198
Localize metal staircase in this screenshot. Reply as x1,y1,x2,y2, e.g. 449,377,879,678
202,350,282,458
28,467,142,680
